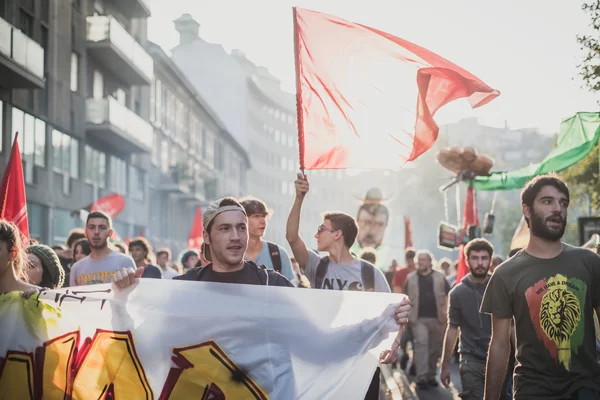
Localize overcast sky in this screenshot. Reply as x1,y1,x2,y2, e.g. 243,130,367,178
147,0,599,134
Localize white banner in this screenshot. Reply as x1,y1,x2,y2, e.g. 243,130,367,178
0,280,405,399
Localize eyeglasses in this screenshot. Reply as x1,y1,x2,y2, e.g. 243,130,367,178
317,224,338,234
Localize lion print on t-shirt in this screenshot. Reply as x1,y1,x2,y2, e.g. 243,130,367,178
525,274,586,370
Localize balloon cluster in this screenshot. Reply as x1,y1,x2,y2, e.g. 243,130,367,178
436,146,494,176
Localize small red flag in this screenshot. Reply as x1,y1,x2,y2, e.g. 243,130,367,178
293,8,499,170
456,187,479,283
124,234,131,246
91,194,126,219
404,216,413,249
188,206,204,250
0,133,29,244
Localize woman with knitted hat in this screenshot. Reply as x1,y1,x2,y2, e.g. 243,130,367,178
25,244,65,289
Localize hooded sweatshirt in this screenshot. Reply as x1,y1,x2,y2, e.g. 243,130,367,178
448,273,492,361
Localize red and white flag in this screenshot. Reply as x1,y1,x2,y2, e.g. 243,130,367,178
0,133,29,244
188,206,204,250
294,8,500,170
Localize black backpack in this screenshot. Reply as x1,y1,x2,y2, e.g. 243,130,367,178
314,256,375,292
266,242,282,273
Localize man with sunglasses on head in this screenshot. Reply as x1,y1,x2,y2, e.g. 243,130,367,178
286,173,393,400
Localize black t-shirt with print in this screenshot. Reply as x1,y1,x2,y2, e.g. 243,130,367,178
174,261,294,287
481,245,600,399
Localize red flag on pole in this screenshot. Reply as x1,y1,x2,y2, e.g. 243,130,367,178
456,187,479,283
188,206,204,250
90,194,126,219
404,216,413,249
293,8,500,170
124,234,131,246
0,133,29,244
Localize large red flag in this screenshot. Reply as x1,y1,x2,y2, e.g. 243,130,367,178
188,206,204,249
90,194,126,219
293,8,500,170
0,133,29,243
456,187,479,283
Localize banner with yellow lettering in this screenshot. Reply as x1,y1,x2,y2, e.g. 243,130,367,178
0,280,404,399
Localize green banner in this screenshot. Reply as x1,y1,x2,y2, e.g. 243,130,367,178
473,112,600,191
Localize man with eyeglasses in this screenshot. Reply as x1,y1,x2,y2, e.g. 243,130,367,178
286,173,393,400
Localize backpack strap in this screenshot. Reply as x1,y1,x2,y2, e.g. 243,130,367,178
267,242,282,273
361,260,376,292
314,256,330,289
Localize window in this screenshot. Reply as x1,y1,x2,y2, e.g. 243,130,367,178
93,70,104,99
155,80,163,127
274,130,280,143
281,181,287,195
84,145,106,187
281,157,287,170
151,133,159,165
11,107,46,184
52,129,78,179
19,9,33,37
109,156,127,195
160,139,169,173
149,79,155,123
129,166,144,200
214,141,224,171
41,0,49,22
70,53,79,92
288,158,294,172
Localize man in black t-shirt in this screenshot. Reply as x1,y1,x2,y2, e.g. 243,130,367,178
482,174,600,400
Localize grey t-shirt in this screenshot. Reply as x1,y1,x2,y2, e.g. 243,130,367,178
304,250,390,293
448,273,491,361
70,251,136,287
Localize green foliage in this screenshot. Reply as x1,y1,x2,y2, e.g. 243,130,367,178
578,0,600,97
560,142,600,214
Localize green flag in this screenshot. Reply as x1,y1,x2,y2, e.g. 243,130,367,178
473,112,600,191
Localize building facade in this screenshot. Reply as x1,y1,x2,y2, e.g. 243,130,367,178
146,41,250,255
0,0,153,244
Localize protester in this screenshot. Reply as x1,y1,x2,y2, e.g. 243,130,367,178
113,242,128,255
25,244,65,289
72,239,90,263
156,248,179,278
392,247,417,294
404,249,450,389
490,256,503,273
286,173,394,400
240,197,295,282
56,228,86,287
360,248,378,265
128,237,162,279
0,220,38,294
181,249,199,272
482,174,600,399
69,211,136,286
441,238,495,400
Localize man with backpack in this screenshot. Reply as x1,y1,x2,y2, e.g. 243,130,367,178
286,173,392,399
240,197,295,283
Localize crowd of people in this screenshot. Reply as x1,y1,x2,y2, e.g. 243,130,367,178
0,173,599,399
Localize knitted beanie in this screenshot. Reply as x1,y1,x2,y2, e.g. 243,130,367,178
26,244,65,289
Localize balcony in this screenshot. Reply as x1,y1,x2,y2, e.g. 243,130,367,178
0,17,45,89
86,97,153,153
86,16,153,85
108,0,151,18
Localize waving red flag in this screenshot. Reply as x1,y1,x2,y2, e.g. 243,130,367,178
294,8,500,170
91,194,125,219
188,206,204,250
456,187,479,283
0,133,29,243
